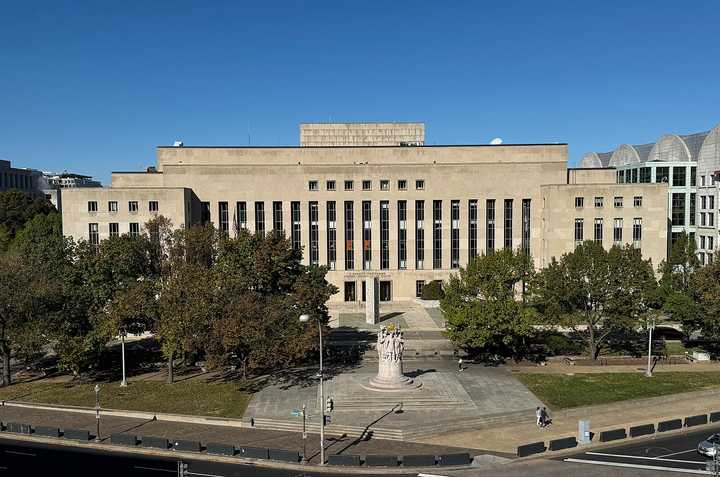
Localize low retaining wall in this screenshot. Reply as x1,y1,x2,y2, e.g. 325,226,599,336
516,410,720,458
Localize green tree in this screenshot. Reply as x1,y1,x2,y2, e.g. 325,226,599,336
533,242,659,360
0,190,55,247
441,249,535,358
208,231,336,376
157,262,215,383
658,232,701,335
693,256,720,343
0,253,61,386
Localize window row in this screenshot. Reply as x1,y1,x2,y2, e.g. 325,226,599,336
617,166,696,187
87,222,141,244
214,199,529,271
573,217,642,247
0,172,33,191
575,196,642,208
309,179,425,192
699,195,716,211
87,200,158,213
699,235,715,251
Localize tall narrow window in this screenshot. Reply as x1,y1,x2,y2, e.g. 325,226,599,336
671,193,686,226
672,166,687,187
235,202,247,233
129,223,140,237
201,202,211,224
486,199,495,253
504,199,513,249
327,201,336,270
380,201,390,269
89,223,99,245
291,201,301,252
451,200,460,269
690,193,696,227
574,218,584,246
219,202,229,235
362,201,372,270
398,200,407,269
415,200,425,269
273,201,283,234
254,202,265,235
433,200,442,269
309,202,319,265
468,200,478,261
633,218,642,247
109,223,119,237
594,218,603,244
613,218,623,245
521,199,531,255
344,201,354,270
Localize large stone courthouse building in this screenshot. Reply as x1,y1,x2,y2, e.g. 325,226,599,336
61,123,668,303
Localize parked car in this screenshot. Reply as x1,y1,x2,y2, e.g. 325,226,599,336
698,434,720,457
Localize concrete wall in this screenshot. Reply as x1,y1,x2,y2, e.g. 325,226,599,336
541,183,668,270
59,143,670,302
61,187,192,241
566,168,616,185
300,123,425,146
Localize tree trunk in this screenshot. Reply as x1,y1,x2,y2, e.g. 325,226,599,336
167,353,174,384
1,350,11,387
588,325,597,361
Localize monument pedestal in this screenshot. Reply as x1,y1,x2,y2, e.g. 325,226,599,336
365,278,379,324
363,324,422,392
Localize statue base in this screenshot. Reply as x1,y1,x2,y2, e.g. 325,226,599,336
361,375,422,392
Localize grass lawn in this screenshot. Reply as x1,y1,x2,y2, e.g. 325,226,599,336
0,380,252,419
517,372,720,410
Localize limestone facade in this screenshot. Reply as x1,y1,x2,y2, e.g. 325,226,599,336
60,140,669,303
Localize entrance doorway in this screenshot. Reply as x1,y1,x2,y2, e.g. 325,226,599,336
379,281,392,302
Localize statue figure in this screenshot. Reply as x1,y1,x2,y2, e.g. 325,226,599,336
365,323,420,391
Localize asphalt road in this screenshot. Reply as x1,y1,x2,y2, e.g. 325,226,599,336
561,424,720,475
0,438,416,477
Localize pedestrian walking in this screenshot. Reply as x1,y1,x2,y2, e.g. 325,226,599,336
540,407,551,428
457,358,463,372
535,407,542,428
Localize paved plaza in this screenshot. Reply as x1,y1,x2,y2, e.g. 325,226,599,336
244,358,544,441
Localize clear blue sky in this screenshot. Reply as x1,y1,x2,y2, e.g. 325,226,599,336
1,1,719,185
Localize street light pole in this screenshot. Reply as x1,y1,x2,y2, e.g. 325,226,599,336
317,319,325,466
120,330,128,387
94,384,101,442
645,317,655,378
301,403,307,464
299,314,325,465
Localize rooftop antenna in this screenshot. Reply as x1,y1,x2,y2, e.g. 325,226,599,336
247,121,251,146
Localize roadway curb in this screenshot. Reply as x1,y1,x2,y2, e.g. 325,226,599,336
515,418,720,462
0,432,474,474
0,400,247,428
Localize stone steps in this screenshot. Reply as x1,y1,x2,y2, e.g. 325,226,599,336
249,408,534,442
249,417,404,440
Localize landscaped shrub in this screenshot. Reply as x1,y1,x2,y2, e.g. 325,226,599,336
421,280,444,300
543,334,582,356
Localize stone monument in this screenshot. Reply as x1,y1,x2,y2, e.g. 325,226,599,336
365,277,380,324
364,324,421,391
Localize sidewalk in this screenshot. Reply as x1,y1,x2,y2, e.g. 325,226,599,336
0,402,481,465
508,360,720,374
415,387,720,453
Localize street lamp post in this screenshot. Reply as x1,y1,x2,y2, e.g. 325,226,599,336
301,403,307,464
299,313,324,465
120,330,128,387
94,384,101,442
645,317,655,378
